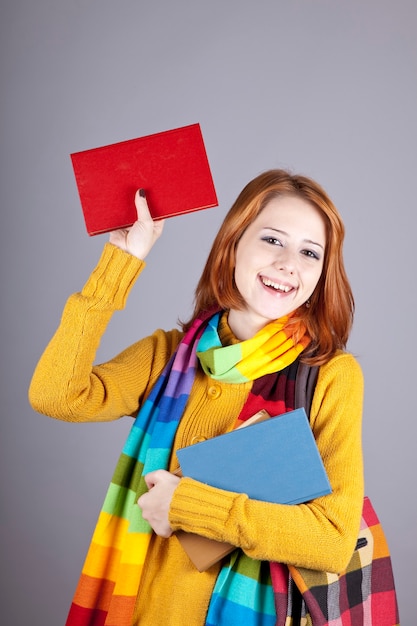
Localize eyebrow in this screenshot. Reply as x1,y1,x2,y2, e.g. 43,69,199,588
263,228,325,250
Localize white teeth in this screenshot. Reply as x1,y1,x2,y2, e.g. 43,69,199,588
261,277,292,292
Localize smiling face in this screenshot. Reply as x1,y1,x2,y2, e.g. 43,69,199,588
228,195,327,340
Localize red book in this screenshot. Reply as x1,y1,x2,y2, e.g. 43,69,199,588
70,123,218,235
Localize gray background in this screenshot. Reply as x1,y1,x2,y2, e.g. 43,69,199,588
1,0,415,623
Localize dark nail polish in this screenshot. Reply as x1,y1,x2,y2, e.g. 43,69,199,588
139,188,146,197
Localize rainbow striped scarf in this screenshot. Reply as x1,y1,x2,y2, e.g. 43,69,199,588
66,310,309,626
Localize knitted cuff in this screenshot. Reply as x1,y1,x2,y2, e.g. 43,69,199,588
82,243,145,309
169,477,246,541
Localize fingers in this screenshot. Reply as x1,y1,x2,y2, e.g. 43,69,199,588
134,189,166,235
153,217,166,238
109,189,165,259
143,469,171,489
134,189,153,222
144,470,158,489
137,470,180,538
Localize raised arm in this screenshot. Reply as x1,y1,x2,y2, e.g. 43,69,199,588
28,191,180,423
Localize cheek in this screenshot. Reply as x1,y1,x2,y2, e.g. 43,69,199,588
233,248,247,282
233,264,245,294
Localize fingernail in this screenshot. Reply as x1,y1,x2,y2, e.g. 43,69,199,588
139,188,146,197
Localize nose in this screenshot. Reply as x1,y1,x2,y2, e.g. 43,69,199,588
274,248,296,274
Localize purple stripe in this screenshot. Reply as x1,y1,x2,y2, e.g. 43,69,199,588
163,366,196,399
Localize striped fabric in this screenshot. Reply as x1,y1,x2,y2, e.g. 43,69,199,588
206,552,277,626
198,312,309,384
66,313,206,625
65,310,307,626
205,363,301,626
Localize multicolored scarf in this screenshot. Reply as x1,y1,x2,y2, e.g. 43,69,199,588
65,310,309,626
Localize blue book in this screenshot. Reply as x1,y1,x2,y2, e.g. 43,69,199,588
177,407,331,505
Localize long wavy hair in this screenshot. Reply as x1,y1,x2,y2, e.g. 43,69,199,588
183,169,354,365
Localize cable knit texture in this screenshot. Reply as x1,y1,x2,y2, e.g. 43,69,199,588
29,243,364,626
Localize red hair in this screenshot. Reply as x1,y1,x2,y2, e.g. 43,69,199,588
183,170,354,366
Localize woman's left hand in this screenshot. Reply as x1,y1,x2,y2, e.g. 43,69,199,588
137,470,181,538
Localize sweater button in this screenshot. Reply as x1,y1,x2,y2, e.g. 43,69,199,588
207,384,221,399
191,435,207,445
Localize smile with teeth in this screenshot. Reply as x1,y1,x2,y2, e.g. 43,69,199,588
261,276,293,293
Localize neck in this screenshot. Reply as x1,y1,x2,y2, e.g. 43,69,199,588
227,309,265,341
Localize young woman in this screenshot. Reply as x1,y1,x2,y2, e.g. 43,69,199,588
29,170,364,626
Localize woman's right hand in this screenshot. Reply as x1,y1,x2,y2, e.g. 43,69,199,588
109,189,165,260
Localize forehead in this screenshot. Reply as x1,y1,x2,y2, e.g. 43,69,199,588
253,195,327,240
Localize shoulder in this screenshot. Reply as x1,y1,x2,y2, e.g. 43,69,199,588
311,351,364,426
146,327,185,357
318,351,363,388
124,327,185,367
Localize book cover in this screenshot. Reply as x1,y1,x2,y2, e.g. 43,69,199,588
175,407,331,571
174,409,271,572
70,123,218,235
177,407,331,506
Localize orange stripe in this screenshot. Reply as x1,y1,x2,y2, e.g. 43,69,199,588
106,594,137,625
73,572,115,611
371,523,390,559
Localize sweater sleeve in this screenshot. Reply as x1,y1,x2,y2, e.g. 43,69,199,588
28,243,183,422
169,353,364,573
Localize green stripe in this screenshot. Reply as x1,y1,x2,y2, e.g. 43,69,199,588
231,553,272,584
111,453,144,491
102,482,150,532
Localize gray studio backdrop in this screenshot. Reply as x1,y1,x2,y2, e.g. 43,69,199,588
1,0,415,623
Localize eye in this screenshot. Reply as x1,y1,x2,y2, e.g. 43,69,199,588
262,236,282,246
301,249,320,260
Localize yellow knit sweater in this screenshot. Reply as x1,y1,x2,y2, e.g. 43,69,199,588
29,243,364,626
